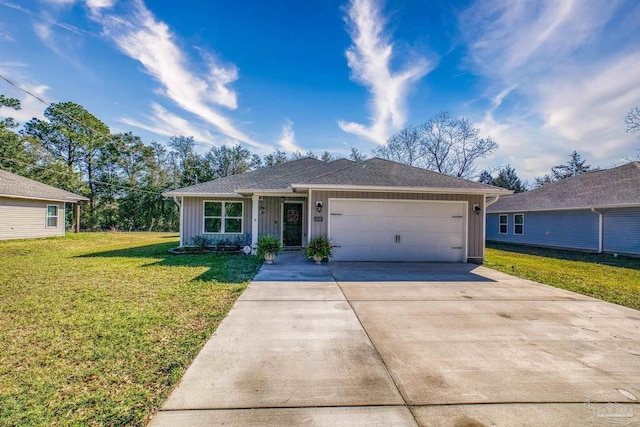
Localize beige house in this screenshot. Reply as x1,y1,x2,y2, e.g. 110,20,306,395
0,169,88,240
163,158,510,263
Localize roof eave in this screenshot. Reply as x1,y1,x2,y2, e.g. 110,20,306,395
234,188,295,194
161,192,244,198
487,202,640,213
290,183,512,195
0,193,88,203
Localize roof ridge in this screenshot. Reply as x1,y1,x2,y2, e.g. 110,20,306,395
295,158,364,185
242,158,333,190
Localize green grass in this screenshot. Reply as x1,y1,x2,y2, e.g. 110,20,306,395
485,242,640,310
0,232,262,426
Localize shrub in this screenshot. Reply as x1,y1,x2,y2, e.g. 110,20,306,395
304,235,334,260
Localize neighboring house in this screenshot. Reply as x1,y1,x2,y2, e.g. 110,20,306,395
486,162,640,256
163,157,510,262
0,169,88,240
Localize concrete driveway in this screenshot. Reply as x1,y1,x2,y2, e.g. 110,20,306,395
151,252,640,426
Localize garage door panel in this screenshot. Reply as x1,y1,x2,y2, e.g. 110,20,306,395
331,201,464,217
398,232,464,247
329,200,466,262
332,216,463,233
333,245,464,262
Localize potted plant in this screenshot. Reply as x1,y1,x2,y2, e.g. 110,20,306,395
256,235,282,264
305,235,334,264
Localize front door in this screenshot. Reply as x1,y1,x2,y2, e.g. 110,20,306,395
282,203,303,246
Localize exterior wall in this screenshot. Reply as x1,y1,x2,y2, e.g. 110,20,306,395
258,196,281,239
0,197,65,240
486,210,600,251
602,207,640,255
309,191,484,260
181,196,252,246
181,196,308,247
257,196,308,243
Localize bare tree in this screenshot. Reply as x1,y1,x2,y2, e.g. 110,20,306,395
626,106,640,136
375,112,498,178
373,126,426,167
348,147,367,162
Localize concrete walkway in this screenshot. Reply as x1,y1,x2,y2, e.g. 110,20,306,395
151,252,640,426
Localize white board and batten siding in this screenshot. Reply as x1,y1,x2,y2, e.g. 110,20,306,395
0,197,65,240
328,199,467,262
180,196,253,246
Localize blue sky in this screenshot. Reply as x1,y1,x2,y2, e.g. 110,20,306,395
0,0,639,181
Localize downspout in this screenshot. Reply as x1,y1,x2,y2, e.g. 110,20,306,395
173,196,184,247
591,207,603,254
485,194,500,207
481,195,501,261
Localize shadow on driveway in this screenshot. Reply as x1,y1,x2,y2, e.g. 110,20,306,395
329,262,496,282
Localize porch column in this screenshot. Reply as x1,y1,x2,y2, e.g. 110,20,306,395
75,203,81,233
251,194,259,254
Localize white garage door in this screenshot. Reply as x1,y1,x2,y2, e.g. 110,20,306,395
329,199,466,262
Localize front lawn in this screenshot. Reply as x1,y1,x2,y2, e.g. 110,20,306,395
485,242,640,310
0,232,261,426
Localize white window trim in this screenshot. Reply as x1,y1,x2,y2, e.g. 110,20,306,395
202,200,244,234
46,204,59,228
498,214,508,234
514,213,524,235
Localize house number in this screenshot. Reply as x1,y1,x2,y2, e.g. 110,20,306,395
314,217,323,222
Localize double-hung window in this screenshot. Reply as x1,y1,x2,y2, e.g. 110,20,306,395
514,214,524,235
204,201,243,234
46,205,59,228
498,214,508,234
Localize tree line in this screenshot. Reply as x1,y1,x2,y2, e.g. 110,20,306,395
0,96,366,231
1,94,634,230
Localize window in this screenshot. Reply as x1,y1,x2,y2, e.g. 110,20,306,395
203,201,243,234
499,214,508,234
46,205,59,228
514,214,524,235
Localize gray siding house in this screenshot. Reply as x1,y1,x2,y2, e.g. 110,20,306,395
164,157,510,263
0,169,88,240
487,162,640,255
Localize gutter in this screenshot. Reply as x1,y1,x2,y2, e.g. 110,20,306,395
485,195,500,207
591,207,603,254
290,183,511,196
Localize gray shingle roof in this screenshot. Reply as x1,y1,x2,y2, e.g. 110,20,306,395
163,157,326,195
164,157,508,196
0,169,89,202
487,162,640,212
295,158,508,191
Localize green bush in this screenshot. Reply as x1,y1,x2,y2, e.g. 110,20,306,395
256,235,282,259
304,235,334,260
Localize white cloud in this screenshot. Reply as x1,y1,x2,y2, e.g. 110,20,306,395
119,103,219,145
86,0,115,11
277,120,303,153
459,0,640,180
90,0,269,150
338,0,431,144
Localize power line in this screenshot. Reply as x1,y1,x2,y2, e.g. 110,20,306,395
0,73,114,145
0,156,163,196
0,74,168,196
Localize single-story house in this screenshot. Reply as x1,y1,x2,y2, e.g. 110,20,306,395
486,161,640,256
163,157,510,262
0,169,88,240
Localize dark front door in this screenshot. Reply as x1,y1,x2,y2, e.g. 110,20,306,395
282,203,303,246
